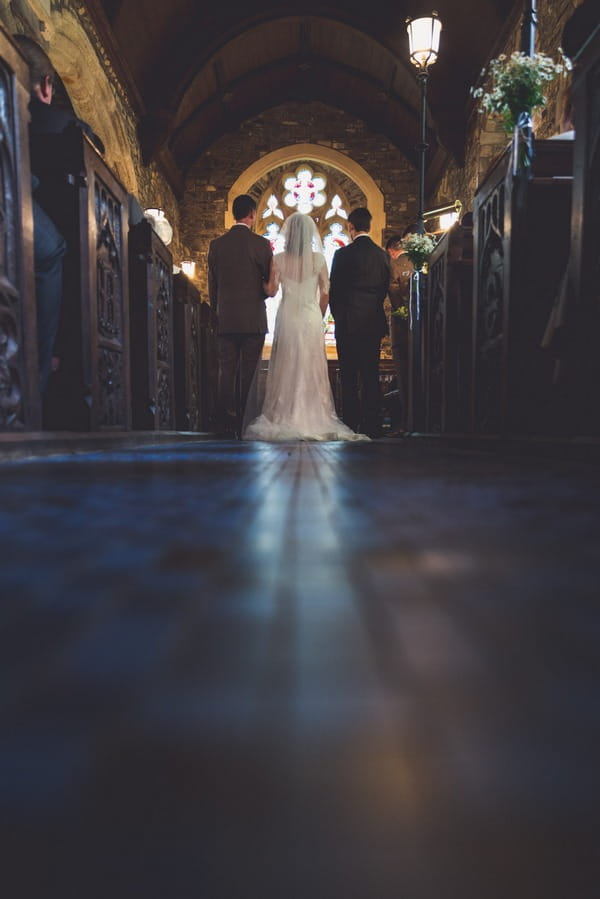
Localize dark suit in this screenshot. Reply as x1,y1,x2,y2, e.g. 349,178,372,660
329,234,390,436
208,224,273,433
27,98,104,394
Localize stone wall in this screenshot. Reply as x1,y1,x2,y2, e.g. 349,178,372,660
431,0,582,211
181,101,418,298
0,0,184,260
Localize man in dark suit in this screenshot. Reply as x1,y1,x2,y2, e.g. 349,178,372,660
208,194,273,437
12,34,104,395
329,206,390,438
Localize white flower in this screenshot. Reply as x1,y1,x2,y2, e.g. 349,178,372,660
471,50,569,133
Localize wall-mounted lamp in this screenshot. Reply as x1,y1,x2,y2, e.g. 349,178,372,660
424,199,463,231
439,211,459,231
180,260,196,278
144,207,173,246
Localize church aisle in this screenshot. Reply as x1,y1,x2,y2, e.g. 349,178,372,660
0,439,598,899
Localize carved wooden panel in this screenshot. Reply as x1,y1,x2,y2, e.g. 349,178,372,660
129,219,175,430
173,272,202,432
473,166,507,436
425,225,474,435
473,139,572,437
0,32,40,431
90,170,130,428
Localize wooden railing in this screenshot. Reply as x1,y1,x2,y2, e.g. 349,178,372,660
0,28,40,431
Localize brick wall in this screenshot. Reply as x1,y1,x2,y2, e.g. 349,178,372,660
1,1,184,261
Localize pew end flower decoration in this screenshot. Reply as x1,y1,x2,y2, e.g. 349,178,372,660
470,50,571,135
401,232,436,270
392,304,409,320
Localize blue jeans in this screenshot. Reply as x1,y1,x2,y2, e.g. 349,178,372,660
32,198,66,393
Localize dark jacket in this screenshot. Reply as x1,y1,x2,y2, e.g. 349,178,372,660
208,224,273,334
329,235,390,338
28,97,105,172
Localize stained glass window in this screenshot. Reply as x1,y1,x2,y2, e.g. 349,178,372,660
262,193,284,220
263,222,285,254
323,222,350,270
325,194,348,220
283,168,326,214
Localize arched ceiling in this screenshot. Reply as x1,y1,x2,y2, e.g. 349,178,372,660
85,0,520,193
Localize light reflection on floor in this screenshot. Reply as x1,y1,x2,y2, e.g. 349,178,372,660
0,438,598,898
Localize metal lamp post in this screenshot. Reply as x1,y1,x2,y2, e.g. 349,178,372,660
405,12,442,433
406,12,442,236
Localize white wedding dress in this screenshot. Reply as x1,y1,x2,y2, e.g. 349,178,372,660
243,247,369,443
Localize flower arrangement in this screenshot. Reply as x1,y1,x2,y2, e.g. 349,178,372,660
401,232,436,270
471,50,571,135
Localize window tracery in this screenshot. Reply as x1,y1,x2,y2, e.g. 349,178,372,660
283,167,326,214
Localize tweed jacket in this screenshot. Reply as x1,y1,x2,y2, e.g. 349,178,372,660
208,224,273,334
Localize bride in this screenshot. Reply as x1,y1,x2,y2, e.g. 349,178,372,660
242,213,369,442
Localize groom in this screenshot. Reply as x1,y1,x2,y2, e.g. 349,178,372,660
208,194,273,437
329,207,390,438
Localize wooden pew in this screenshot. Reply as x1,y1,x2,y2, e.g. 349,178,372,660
472,139,573,437
0,28,41,431
129,219,175,430
425,222,473,435
173,272,202,431
35,129,131,430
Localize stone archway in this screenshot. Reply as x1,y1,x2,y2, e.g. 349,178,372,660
226,143,386,242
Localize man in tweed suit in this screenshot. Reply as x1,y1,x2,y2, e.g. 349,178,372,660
208,195,273,437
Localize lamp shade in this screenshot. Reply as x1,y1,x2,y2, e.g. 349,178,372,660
406,13,442,68
181,260,196,278
144,207,173,246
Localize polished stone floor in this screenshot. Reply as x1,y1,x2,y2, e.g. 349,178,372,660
0,437,598,898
